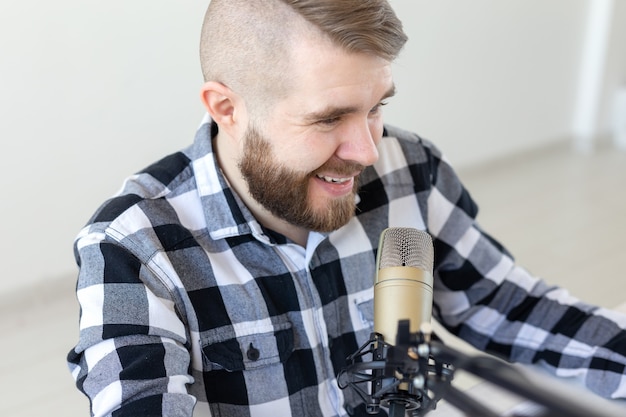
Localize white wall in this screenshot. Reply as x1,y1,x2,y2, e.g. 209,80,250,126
0,1,622,297
386,0,589,167
0,1,207,294
601,1,626,138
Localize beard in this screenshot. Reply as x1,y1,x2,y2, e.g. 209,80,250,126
238,126,363,233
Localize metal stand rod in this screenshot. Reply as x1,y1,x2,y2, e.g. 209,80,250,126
388,401,406,417
439,383,500,417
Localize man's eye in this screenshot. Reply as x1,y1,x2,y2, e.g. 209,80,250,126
370,101,388,114
318,117,341,126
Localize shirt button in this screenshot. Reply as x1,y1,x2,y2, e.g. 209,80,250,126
247,343,260,361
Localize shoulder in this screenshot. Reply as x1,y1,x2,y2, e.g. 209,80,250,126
374,124,446,176
78,148,203,258
90,150,194,222
382,124,443,159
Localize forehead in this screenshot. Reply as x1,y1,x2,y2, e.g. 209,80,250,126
279,35,395,116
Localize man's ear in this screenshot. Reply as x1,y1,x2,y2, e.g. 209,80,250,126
200,81,246,135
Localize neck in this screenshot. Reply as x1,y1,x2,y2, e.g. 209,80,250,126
264,218,310,247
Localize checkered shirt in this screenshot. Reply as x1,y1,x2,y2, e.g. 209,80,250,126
67,119,626,417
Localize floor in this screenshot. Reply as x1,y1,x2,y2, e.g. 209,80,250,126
457,138,626,310
0,277,89,416
2,138,625,417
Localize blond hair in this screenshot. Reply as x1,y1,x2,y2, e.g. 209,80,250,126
200,0,407,114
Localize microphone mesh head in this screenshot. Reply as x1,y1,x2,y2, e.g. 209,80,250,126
378,227,433,272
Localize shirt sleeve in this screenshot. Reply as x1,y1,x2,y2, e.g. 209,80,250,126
423,140,626,399
67,228,196,417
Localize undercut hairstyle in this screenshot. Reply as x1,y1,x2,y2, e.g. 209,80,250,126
200,0,407,116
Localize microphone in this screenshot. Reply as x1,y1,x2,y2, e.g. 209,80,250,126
374,227,434,348
341,230,626,417
338,228,452,416
374,228,435,416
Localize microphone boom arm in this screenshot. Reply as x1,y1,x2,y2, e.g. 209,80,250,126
339,320,625,417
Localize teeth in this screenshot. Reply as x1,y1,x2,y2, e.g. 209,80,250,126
316,174,351,184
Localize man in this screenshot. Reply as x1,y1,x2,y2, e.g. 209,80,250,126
67,1,626,416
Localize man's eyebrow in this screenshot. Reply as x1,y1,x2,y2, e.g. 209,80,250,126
303,106,360,123
303,84,397,123
382,84,396,100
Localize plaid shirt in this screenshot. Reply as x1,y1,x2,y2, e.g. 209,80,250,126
68,118,626,417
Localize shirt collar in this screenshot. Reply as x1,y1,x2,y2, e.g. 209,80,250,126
189,116,261,241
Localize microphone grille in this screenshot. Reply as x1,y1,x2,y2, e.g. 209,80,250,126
378,227,433,272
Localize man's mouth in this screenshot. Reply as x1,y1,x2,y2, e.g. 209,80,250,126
315,174,353,184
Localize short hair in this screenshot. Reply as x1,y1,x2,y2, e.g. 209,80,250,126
281,0,407,62
200,0,407,116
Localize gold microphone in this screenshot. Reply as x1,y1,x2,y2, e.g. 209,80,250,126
374,227,434,346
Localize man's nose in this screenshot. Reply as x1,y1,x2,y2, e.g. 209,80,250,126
335,120,380,167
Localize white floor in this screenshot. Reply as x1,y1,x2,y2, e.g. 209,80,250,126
2,139,625,417
0,277,89,416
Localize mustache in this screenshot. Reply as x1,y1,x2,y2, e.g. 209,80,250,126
312,159,366,177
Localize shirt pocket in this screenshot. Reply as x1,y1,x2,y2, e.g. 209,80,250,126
354,296,375,329
200,320,294,372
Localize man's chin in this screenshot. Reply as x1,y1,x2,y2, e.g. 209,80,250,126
298,196,357,232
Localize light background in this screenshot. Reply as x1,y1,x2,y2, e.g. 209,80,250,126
0,0,625,299
1,2,626,416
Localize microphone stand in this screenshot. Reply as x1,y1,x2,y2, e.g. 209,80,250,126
338,329,445,416
429,340,625,417
338,320,626,417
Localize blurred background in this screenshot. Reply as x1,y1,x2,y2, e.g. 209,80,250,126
0,1,625,416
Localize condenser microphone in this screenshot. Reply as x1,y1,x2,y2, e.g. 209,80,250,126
370,227,436,417
338,228,440,416
374,227,434,346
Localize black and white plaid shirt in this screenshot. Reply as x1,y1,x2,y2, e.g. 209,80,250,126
68,117,626,417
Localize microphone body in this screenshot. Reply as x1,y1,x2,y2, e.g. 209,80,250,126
374,227,434,345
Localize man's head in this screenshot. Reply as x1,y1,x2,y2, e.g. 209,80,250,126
200,0,407,119
199,0,407,236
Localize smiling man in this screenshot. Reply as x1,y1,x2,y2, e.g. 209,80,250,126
201,1,398,245
67,1,626,417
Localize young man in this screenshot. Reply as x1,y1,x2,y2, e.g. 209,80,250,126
67,1,626,416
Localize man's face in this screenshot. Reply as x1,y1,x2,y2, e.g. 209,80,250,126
239,125,363,232
239,36,394,233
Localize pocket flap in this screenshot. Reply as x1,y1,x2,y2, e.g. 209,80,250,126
201,321,294,372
